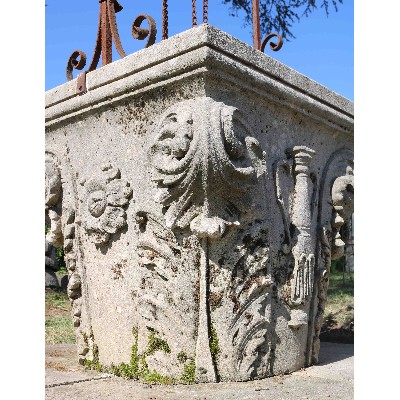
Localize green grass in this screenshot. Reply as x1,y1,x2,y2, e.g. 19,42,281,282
325,270,354,327
46,288,70,310
45,316,76,344
45,288,76,345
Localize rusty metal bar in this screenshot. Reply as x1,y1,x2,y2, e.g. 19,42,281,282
108,0,127,58
100,0,112,66
192,0,197,26
252,0,261,50
203,0,208,23
162,0,168,39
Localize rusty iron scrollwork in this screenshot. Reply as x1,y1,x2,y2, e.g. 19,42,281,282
66,51,87,82
66,0,157,86
251,0,283,53
132,14,157,48
260,33,283,53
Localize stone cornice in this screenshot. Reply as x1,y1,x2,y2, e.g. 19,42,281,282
45,24,353,133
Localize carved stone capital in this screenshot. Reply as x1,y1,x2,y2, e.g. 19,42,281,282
292,146,315,176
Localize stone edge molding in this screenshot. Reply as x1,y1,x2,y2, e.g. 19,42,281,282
45,24,353,134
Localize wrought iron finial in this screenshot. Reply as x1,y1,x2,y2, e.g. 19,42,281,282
66,0,156,88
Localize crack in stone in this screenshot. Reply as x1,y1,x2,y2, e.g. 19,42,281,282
45,374,113,388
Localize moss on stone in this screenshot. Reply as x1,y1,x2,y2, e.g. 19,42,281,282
142,370,176,384
180,359,196,383
144,329,171,356
209,322,221,380
177,351,188,363
130,326,139,375
82,325,198,384
209,323,220,358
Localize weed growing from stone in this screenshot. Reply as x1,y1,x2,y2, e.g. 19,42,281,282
82,326,196,384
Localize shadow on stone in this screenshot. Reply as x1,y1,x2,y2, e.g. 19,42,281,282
45,268,59,288
59,274,69,290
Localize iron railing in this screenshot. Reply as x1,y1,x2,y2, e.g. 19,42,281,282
66,0,283,93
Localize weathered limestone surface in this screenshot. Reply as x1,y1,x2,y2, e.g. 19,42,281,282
45,24,353,383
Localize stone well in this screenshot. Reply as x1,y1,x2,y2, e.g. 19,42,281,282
45,24,354,383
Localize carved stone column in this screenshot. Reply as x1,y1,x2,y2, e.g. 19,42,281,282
288,146,316,327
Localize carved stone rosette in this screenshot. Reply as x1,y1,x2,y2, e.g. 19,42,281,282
82,164,133,247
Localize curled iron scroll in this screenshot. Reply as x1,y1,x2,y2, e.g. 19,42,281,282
132,14,157,48
66,50,87,82
260,33,283,53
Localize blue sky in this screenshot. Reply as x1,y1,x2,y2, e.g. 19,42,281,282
45,0,353,100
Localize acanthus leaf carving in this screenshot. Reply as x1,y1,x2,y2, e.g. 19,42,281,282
225,223,274,378
147,97,267,382
133,209,198,377
149,97,266,239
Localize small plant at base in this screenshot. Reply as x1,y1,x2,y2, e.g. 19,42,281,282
209,323,220,358
209,322,221,380
82,325,198,384
180,359,196,383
